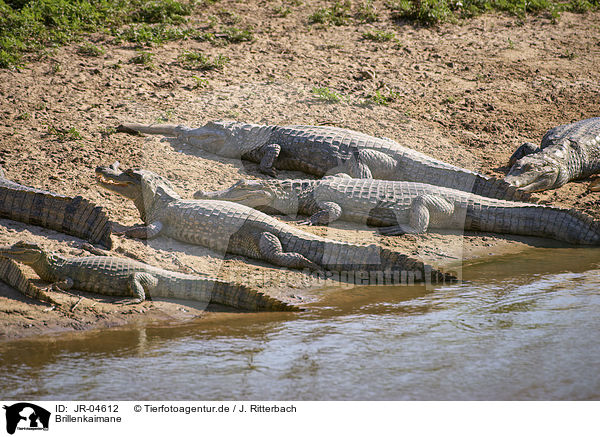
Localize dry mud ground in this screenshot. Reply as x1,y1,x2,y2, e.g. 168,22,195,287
1,3,599,340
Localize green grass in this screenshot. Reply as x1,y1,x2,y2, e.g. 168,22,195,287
356,0,380,21
367,89,400,105
362,29,396,41
312,87,343,102
386,0,600,25
0,0,192,68
77,42,105,56
48,126,82,141
309,0,352,25
113,23,192,45
129,50,154,68
178,51,229,70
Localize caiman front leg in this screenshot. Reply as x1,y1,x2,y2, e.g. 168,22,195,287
259,144,282,176
258,232,320,270
379,194,455,235
46,277,74,293
589,177,600,192
121,272,159,304
508,142,541,166
119,221,163,239
298,201,342,226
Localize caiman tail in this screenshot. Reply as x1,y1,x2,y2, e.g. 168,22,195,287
0,258,58,305
411,164,533,202
286,234,455,284
209,280,301,312
0,183,112,248
117,123,180,136
470,204,600,245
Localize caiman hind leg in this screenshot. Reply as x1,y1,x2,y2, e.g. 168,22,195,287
379,194,455,235
242,143,281,177
298,201,342,226
258,144,281,177
258,232,320,270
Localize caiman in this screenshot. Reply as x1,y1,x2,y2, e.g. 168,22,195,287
0,241,300,312
195,175,600,245
95,163,455,284
506,117,600,192
117,121,530,201
0,257,59,306
0,166,112,248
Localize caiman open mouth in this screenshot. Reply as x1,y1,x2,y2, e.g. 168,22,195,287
95,174,130,188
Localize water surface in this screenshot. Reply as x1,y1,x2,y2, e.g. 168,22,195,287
1,247,599,400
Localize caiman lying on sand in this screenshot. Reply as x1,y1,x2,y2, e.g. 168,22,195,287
0,241,300,312
0,166,112,248
117,121,530,201
95,163,454,284
195,175,600,245
0,257,59,306
506,117,600,192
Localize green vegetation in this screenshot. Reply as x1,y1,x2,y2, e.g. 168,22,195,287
386,0,600,25
178,51,229,70
113,23,191,45
368,89,400,105
0,0,192,68
312,87,343,103
356,0,379,21
362,29,396,41
309,0,352,25
191,75,209,88
1,0,597,69
48,126,82,141
77,42,105,57
129,50,154,68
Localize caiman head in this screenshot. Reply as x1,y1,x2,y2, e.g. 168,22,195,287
195,179,301,215
0,241,46,266
182,121,273,157
194,179,276,208
504,144,570,192
95,162,180,221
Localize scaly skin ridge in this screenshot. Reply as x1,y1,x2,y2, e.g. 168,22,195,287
118,121,529,201
199,177,600,246
1,249,299,312
0,170,112,248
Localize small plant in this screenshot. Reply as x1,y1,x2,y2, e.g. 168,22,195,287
130,51,154,68
273,4,293,16
156,109,174,123
52,63,62,73
312,87,343,103
559,50,577,60
77,42,105,57
443,96,456,104
362,30,396,42
48,126,83,142
113,24,190,45
357,0,379,21
368,89,400,105
178,51,229,70
309,0,352,25
131,0,192,24
16,112,31,121
219,26,254,43
192,75,209,89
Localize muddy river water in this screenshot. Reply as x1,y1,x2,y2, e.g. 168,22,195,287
1,247,599,400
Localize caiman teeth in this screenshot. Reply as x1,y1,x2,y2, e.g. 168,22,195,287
96,175,129,187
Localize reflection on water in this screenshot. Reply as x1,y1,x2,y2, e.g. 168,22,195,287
1,248,599,400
